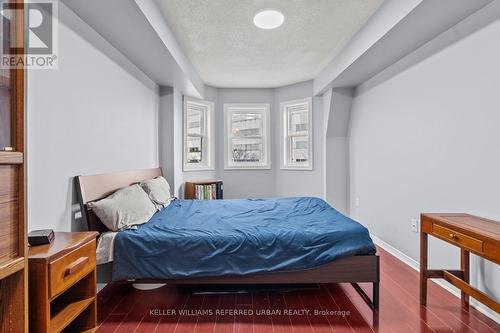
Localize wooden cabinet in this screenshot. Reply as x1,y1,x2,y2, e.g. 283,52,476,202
28,232,99,333
0,1,26,331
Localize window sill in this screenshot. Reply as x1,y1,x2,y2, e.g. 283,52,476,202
224,166,272,170
280,166,313,171
183,167,215,172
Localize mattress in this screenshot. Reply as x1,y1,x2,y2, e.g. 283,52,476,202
112,197,376,281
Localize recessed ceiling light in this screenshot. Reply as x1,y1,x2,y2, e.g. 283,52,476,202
253,9,284,30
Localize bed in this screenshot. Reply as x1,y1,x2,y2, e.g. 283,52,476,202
75,168,380,309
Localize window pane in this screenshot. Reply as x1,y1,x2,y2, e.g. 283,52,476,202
289,109,308,134
186,136,203,163
231,112,262,137
231,138,262,162
291,136,308,162
186,107,205,135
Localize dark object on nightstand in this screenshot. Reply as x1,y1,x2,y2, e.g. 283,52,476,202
28,229,55,246
28,231,99,333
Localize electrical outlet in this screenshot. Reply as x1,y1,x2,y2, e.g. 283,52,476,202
355,197,360,207
411,218,418,233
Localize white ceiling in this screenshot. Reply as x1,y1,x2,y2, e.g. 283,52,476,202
156,0,384,88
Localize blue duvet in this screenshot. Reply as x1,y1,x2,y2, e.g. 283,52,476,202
112,197,376,280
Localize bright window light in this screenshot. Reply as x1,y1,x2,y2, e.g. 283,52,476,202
281,98,313,170
253,9,284,30
224,103,271,169
183,97,214,171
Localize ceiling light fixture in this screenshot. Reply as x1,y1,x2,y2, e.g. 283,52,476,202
253,9,284,30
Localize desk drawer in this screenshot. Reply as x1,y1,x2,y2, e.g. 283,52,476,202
432,224,483,253
49,240,96,298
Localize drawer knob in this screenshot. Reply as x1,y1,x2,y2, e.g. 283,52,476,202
449,233,457,239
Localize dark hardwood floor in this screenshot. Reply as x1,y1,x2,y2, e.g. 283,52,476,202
97,247,499,332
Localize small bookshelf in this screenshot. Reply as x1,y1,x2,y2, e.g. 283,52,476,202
185,180,223,200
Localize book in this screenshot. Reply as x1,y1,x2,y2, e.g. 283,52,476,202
192,182,223,200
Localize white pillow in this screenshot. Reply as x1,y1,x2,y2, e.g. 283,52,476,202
88,184,156,231
140,176,172,210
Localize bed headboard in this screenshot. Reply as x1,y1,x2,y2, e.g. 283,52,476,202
75,168,163,233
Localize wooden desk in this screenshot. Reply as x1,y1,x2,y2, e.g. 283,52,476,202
420,213,500,313
29,232,99,333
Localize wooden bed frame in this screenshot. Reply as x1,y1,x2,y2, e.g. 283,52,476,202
75,168,380,310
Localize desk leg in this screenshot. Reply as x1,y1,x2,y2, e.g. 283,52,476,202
420,232,428,305
461,249,470,307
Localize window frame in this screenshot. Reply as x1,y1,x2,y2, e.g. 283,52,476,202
183,96,214,171
224,103,271,170
280,97,313,170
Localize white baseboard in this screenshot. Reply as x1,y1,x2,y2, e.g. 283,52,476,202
371,234,500,324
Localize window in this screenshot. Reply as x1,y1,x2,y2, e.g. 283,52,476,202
224,103,271,169
183,97,214,171
281,97,313,170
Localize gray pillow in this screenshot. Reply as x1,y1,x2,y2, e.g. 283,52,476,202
140,176,172,210
88,184,156,231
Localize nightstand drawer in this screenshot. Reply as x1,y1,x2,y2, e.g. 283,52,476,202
49,240,96,298
432,224,483,253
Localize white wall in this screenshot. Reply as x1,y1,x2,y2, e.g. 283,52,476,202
325,88,354,214
349,18,500,317
27,4,159,232
159,87,175,192
325,138,348,213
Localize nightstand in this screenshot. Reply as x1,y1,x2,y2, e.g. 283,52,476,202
28,232,99,333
